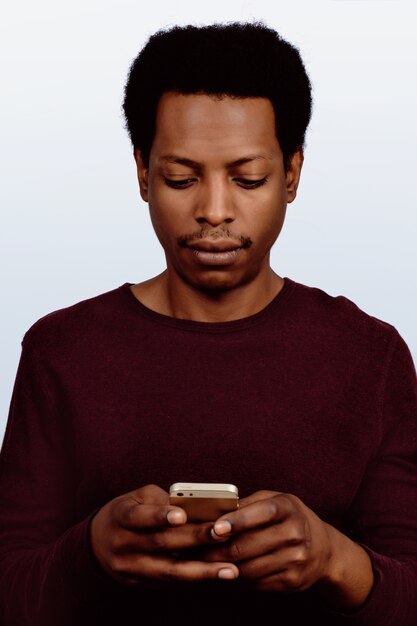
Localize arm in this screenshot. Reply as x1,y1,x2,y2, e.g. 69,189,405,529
0,335,111,626
0,334,238,626
203,331,417,624
319,331,417,623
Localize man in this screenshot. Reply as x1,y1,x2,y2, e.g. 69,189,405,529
0,22,416,626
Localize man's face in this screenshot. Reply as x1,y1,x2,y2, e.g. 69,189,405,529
134,92,303,292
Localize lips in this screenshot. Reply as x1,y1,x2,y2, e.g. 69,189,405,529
184,240,243,266
186,239,242,252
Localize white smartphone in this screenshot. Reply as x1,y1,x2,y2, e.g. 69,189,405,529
169,482,239,522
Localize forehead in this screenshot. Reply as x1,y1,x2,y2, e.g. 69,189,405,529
151,92,282,162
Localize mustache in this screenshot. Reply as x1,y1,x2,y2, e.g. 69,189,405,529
178,228,253,249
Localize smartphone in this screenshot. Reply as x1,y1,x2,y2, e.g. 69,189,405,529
169,482,239,522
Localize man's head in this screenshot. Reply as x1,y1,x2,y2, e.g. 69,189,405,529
122,22,312,294
123,22,312,173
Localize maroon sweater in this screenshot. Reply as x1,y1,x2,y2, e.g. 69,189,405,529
1,277,416,625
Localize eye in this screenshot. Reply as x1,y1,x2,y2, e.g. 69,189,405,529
234,177,269,189
163,177,196,189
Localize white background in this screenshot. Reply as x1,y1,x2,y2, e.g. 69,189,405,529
1,0,416,445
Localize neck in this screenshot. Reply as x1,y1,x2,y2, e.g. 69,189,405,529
131,266,285,323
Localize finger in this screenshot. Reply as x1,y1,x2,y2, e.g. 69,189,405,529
212,494,295,538
204,521,304,562
250,567,311,593
120,502,187,530
120,522,214,553
237,546,308,582
116,553,240,583
128,484,171,505
238,490,281,509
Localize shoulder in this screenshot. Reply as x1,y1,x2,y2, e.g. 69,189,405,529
286,277,400,356
22,283,132,352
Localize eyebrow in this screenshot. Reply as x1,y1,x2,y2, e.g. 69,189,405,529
160,154,270,169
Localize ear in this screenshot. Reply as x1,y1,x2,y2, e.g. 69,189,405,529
133,148,149,202
286,149,304,203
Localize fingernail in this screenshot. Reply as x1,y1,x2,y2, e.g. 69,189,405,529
210,528,219,540
167,510,185,524
218,568,237,580
214,520,232,535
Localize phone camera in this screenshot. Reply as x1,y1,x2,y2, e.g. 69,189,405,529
177,492,184,497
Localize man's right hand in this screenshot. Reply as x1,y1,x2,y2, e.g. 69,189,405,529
89,484,239,585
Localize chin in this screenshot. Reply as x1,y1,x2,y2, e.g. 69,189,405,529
185,269,251,293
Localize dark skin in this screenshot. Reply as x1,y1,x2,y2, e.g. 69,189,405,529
90,484,239,584
131,92,298,322
90,92,374,609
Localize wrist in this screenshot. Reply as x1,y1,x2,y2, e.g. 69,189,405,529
315,524,375,612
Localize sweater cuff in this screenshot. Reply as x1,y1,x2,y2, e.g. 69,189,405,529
52,509,120,599
320,544,403,624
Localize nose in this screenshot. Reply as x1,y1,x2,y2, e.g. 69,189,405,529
193,176,236,226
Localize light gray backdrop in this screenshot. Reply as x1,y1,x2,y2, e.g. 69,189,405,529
1,0,416,444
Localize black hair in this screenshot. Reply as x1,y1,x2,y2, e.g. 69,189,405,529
123,21,312,171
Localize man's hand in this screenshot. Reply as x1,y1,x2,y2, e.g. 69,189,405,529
202,490,374,610
89,484,239,585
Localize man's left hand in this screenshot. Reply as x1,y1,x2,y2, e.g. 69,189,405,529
202,489,334,592
200,489,374,610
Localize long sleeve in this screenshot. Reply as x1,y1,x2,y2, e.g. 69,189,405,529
0,334,113,626
320,331,417,625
